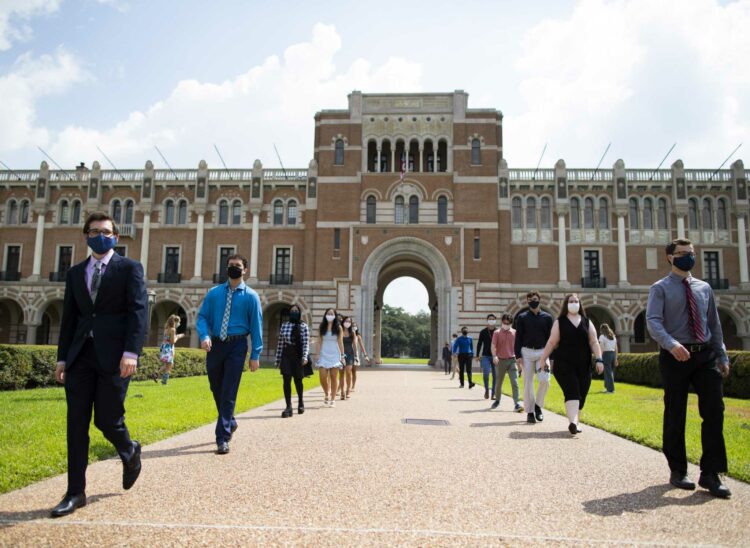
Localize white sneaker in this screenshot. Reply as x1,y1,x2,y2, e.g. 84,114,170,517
329,400,335,408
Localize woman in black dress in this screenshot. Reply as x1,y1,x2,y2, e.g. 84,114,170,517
539,294,604,435
338,316,356,400
275,304,310,418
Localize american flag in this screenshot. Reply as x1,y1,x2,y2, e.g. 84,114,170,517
400,153,407,181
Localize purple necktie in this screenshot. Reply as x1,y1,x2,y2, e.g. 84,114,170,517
682,277,705,343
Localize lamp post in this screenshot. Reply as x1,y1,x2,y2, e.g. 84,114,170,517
146,289,156,347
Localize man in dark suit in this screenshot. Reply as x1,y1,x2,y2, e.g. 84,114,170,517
51,212,148,517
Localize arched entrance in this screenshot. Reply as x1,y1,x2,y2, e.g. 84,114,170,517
358,237,453,366
149,301,189,347
263,302,291,363
0,298,24,344
585,305,617,338
719,308,742,350
36,300,63,345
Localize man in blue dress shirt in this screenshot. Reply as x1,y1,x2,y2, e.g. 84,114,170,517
646,238,731,498
197,254,263,454
452,327,475,389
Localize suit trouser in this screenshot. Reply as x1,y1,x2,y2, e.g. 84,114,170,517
443,358,451,374
521,347,549,411
458,353,473,385
65,338,134,495
659,348,727,474
206,338,248,443
494,358,521,404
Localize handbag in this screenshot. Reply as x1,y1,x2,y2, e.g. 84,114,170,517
303,356,315,377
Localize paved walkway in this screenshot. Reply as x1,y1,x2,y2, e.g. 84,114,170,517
0,367,748,546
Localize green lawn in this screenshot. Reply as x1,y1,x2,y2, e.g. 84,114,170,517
0,369,319,494
381,357,430,364
511,376,750,483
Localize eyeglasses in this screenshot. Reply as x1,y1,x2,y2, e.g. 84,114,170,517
672,252,696,258
87,229,114,237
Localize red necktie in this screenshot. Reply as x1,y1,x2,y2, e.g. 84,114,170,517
682,277,705,343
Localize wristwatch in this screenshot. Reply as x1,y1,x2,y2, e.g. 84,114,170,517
595,358,604,364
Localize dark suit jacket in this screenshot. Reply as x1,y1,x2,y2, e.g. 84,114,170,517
57,253,148,372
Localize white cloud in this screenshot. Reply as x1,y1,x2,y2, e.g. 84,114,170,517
46,23,423,168
0,0,61,51
0,48,88,151
504,0,750,168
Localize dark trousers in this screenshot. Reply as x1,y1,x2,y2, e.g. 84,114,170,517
206,338,248,443
65,339,134,495
458,353,473,386
283,374,304,408
553,360,592,409
659,348,727,474
444,357,451,374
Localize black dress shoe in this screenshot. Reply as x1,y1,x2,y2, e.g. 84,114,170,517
568,423,578,435
217,441,230,454
281,408,293,418
527,413,536,424
459,384,464,388
123,441,141,490
669,471,696,490
534,404,544,422
230,422,238,434
298,405,305,415
469,382,475,389
491,400,500,409
699,472,731,498
51,493,86,517
484,389,489,399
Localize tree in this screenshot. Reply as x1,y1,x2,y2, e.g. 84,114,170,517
381,305,431,358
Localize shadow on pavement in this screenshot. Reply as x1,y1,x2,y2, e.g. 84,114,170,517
142,442,216,459
0,493,120,528
583,484,713,516
509,430,575,439
470,421,529,427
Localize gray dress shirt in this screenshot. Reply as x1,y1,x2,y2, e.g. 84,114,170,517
646,272,727,363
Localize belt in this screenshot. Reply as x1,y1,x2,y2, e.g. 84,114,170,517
211,334,248,343
684,343,708,353
523,346,544,350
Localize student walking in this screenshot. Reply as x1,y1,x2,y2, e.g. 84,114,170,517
450,334,459,380
539,294,604,435
442,342,452,374
515,291,554,424
491,314,524,412
452,327,475,389
646,238,732,498
156,314,184,384
598,323,618,393
476,314,497,399
317,308,344,407
275,304,310,418
351,322,369,390
339,316,356,400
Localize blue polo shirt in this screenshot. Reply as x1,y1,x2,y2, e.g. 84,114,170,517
196,280,264,360
452,335,474,354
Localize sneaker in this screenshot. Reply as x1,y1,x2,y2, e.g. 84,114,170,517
491,400,500,409
483,389,489,399
514,403,524,413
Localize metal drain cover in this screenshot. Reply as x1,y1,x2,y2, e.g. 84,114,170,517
402,418,450,426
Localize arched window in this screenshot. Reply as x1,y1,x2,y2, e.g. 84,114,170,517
232,200,242,225
409,195,419,224
59,200,69,224
629,198,639,229
177,200,187,225
7,200,18,224
366,195,376,224
111,199,122,223
570,197,580,229
164,200,175,225
512,197,522,228
657,198,668,229
702,198,713,229
124,199,134,225
584,197,594,228
71,200,81,225
643,198,654,229
526,196,537,228
287,200,297,225
437,195,448,224
717,198,728,230
540,197,551,229
688,198,698,229
471,138,481,165
598,198,609,228
395,196,405,224
334,139,345,165
20,200,29,224
218,200,229,225
273,199,284,225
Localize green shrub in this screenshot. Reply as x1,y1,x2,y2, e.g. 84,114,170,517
603,351,750,399
0,345,211,389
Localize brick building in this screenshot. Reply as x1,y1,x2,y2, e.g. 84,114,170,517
1,91,749,362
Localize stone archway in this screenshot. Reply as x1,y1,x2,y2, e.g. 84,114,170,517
36,300,63,345
149,301,189,347
357,237,453,366
0,298,25,344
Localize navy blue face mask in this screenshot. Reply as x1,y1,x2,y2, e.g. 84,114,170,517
87,234,117,254
672,254,695,272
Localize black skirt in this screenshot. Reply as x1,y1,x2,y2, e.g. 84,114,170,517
280,344,304,379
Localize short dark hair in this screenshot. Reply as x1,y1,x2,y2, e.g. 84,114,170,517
666,238,692,256
501,313,513,323
486,313,496,320
227,253,248,269
526,291,540,300
83,212,118,236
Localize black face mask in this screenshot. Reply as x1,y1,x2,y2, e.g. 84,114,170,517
461,330,468,335
289,311,301,323
528,300,540,309
227,265,243,279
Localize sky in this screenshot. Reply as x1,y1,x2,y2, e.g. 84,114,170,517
1,0,748,313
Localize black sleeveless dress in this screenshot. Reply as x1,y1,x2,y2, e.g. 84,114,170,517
552,315,593,408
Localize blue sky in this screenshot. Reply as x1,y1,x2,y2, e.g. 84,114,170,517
1,0,748,312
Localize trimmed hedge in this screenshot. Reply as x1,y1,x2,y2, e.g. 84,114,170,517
0,345,210,390
602,351,750,399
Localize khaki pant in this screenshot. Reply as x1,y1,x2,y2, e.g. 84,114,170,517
494,358,521,405
521,347,549,411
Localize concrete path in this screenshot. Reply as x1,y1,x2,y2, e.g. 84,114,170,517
0,366,748,546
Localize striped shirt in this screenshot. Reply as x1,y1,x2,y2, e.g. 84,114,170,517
274,321,310,366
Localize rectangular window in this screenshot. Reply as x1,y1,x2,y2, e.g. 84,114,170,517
704,251,720,281
114,246,127,257
58,246,73,274
219,247,234,270
583,249,600,279
334,228,341,250
5,245,20,274
646,248,658,270
165,247,180,274
275,248,291,278
473,229,480,260
527,247,538,269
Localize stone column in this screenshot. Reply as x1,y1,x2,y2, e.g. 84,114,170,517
617,212,629,287
373,306,382,364
192,211,205,282
26,324,39,345
418,146,424,173
433,149,438,172
618,333,631,353
557,214,569,287
376,147,381,173
738,214,749,288
390,148,395,173
250,208,260,281
140,211,151,277
31,210,45,279
190,328,199,348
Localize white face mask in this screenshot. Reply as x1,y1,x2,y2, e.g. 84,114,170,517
501,324,511,331
344,322,351,328
325,315,335,322
488,320,496,326
568,303,580,314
